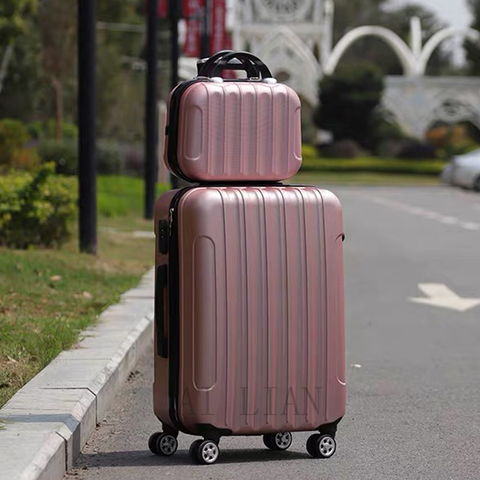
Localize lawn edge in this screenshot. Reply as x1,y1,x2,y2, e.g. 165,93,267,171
0,267,155,480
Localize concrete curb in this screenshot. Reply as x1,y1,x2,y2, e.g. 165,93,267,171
0,268,155,480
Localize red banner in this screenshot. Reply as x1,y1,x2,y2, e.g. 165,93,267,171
183,0,203,57
210,0,228,54
182,0,231,58
158,0,168,18
144,0,169,19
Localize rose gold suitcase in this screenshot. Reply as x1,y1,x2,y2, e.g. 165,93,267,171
149,185,346,464
163,52,302,183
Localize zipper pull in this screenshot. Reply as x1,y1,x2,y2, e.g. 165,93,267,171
169,207,174,233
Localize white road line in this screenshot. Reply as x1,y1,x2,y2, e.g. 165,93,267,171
368,196,480,232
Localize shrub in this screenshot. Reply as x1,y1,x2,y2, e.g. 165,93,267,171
124,144,144,177
28,120,78,140
0,163,77,249
38,139,77,175
320,140,364,159
0,118,39,171
38,139,127,175
397,140,438,160
314,63,385,150
97,140,126,175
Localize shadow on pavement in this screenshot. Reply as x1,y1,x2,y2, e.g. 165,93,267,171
77,448,312,468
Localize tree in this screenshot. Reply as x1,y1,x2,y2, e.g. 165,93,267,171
37,0,76,139
465,0,480,75
0,0,37,97
313,63,385,149
0,0,37,45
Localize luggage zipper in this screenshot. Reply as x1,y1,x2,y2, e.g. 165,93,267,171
168,207,174,234
165,187,196,434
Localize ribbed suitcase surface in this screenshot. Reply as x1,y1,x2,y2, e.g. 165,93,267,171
165,82,302,182
154,186,346,435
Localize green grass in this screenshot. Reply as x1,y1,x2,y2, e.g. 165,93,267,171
98,175,170,217
0,176,169,407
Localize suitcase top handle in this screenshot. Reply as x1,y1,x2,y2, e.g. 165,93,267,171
199,51,273,80
197,50,259,79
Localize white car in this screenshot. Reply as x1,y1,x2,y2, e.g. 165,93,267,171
442,150,480,191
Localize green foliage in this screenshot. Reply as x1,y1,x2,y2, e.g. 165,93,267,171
300,145,445,176
0,163,77,249
38,139,130,176
314,63,386,150
0,0,37,45
28,120,78,140
0,118,39,170
0,22,48,120
465,0,480,75
38,138,77,175
97,141,126,175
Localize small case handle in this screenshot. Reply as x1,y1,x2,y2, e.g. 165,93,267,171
210,51,273,79
197,50,259,78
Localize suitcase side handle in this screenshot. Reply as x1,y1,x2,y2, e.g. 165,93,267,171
210,51,273,79
155,265,168,358
197,50,259,78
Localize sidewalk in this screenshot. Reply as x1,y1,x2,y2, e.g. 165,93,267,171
0,268,155,480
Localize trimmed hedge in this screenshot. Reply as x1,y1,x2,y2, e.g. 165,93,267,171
38,139,78,175
0,118,39,171
0,164,77,249
301,145,446,176
38,139,127,175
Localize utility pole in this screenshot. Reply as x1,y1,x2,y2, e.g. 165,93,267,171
169,0,181,189
200,0,212,58
145,0,159,220
78,0,97,254
169,0,180,89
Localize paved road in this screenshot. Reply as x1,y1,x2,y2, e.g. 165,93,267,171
66,186,480,480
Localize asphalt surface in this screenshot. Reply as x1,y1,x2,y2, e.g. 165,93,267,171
66,186,480,480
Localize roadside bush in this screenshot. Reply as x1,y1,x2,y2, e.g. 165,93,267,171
314,63,385,150
38,139,77,175
28,120,78,140
97,140,126,175
397,140,438,160
300,148,445,176
320,140,364,159
0,118,39,171
0,163,77,249
38,139,127,175
125,144,144,177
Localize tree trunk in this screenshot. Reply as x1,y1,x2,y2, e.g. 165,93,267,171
51,76,63,139
0,43,15,100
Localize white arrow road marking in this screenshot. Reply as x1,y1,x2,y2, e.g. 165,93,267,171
410,284,480,312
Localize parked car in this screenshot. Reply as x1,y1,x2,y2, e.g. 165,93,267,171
442,150,480,191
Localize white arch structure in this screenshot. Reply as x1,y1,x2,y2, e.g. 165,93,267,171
324,26,418,76
230,1,480,138
324,22,480,78
418,27,480,75
257,26,321,104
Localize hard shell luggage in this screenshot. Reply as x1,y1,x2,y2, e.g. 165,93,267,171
163,52,302,183
150,185,346,464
